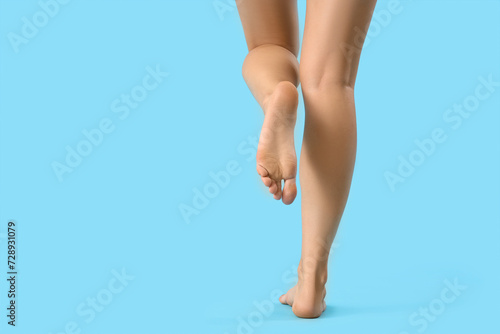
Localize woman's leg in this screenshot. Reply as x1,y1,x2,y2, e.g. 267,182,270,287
279,0,377,318
236,0,300,204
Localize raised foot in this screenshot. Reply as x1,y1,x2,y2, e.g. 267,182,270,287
257,81,299,205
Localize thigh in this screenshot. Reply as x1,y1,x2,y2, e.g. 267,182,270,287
300,0,377,88
237,0,299,56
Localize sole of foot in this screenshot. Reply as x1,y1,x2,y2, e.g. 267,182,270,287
256,81,298,205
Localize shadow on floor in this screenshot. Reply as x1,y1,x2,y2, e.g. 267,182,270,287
322,302,412,318
205,301,414,326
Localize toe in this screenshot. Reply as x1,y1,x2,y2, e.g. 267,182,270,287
279,294,287,304
273,180,282,200
261,176,272,187
256,164,269,177
282,178,297,205
269,182,278,194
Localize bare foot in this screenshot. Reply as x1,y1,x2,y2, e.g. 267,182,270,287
279,260,327,318
257,81,298,205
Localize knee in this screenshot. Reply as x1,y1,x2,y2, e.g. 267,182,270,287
299,62,355,96
242,44,299,77
247,42,299,59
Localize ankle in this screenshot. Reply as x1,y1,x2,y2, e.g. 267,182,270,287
298,258,328,286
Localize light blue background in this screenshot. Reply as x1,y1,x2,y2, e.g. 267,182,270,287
0,0,499,333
